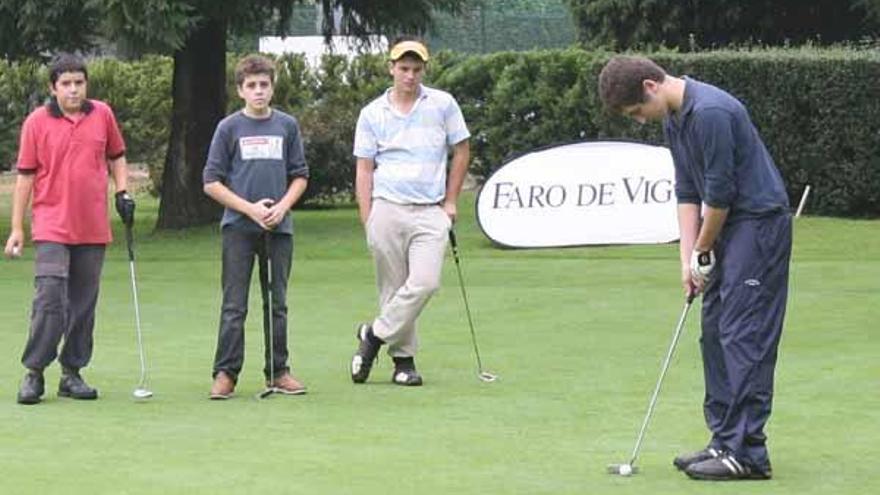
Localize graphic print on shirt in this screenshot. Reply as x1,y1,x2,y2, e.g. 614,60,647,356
240,136,284,160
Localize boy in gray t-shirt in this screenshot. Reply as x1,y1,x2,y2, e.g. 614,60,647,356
203,55,309,399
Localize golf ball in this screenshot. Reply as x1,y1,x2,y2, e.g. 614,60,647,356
12,246,21,257
619,465,633,476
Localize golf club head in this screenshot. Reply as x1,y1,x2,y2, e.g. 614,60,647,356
257,387,280,400
478,371,498,382
132,388,153,399
607,463,638,476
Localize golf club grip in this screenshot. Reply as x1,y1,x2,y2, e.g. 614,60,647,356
125,224,135,261
448,229,458,249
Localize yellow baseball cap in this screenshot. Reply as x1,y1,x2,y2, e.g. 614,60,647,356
389,40,429,62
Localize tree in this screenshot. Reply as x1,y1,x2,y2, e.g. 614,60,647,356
567,0,877,51
856,0,880,25
0,0,465,229
0,0,100,60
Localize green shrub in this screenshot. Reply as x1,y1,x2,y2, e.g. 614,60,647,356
629,50,880,217
296,53,387,203
0,59,45,170
433,48,880,217
88,56,172,191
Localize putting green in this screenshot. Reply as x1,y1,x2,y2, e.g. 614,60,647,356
0,191,877,494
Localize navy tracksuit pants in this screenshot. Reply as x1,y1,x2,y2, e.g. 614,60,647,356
700,212,792,471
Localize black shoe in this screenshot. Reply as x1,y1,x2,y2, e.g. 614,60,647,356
17,370,45,405
391,357,423,386
58,371,99,400
351,323,383,383
673,447,721,470
685,453,772,481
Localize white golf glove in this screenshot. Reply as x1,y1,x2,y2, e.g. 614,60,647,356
690,249,716,284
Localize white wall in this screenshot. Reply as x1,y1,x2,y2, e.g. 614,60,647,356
259,35,387,66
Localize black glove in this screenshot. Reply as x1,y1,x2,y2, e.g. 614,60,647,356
115,190,136,226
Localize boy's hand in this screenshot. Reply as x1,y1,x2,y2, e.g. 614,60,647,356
264,200,287,229
4,230,24,258
442,201,457,224
115,190,136,226
247,199,274,230
687,249,715,294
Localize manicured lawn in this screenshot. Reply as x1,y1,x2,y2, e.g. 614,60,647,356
0,189,877,494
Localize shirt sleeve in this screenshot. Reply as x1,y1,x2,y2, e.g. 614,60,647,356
16,114,39,172
286,119,308,179
674,165,701,205
203,123,232,184
103,104,126,159
444,97,470,146
665,124,700,205
693,109,736,208
353,109,377,159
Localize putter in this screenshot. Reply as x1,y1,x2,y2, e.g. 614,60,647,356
608,292,695,476
448,229,498,383
125,223,153,400
257,232,282,399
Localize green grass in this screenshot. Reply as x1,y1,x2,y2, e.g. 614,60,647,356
0,189,877,494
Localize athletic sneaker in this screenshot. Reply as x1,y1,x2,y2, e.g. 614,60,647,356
673,447,721,470
685,453,772,481
269,372,307,395
58,371,98,400
210,371,235,400
17,370,44,405
351,323,383,383
391,357,423,386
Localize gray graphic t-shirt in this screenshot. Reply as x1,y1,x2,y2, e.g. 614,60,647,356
203,109,308,234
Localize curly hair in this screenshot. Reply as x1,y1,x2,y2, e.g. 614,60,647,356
234,55,275,87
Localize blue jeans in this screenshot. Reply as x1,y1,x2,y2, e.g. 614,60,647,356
212,228,293,380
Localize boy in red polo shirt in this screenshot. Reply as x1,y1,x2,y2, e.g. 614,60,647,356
3,53,135,405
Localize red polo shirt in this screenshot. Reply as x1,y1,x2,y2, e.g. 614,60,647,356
17,100,126,244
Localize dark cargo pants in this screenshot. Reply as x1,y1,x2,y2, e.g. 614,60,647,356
21,242,106,372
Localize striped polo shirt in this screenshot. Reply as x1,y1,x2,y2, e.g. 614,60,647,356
353,85,470,204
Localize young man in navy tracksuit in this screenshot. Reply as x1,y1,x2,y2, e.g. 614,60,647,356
599,55,792,481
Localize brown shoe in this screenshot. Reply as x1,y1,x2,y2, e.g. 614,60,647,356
270,372,307,395
210,371,235,400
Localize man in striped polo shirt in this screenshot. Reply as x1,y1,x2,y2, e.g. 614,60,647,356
350,36,471,386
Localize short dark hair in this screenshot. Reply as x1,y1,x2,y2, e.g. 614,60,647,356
598,55,667,113
49,53,88,85
234,54,275,86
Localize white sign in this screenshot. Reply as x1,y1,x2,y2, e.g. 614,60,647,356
476,141,679,248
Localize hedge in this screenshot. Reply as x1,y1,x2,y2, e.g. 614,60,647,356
1,48,877,217
432,48,880,217
0,59,44,172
